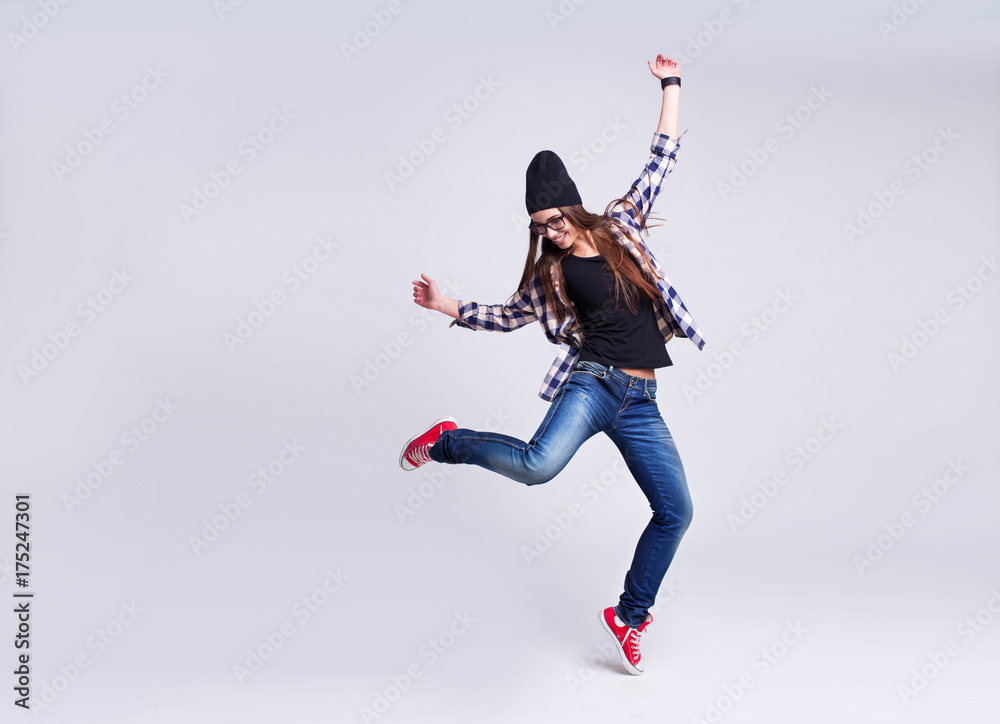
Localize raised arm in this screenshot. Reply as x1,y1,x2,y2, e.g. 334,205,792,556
610,55,687,233
651,54,681,139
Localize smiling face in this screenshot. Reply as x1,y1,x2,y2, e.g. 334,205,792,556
529,207,579,250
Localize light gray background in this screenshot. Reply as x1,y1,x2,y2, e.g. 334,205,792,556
1,0,998,722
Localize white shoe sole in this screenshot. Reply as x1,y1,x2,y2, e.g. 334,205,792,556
599,609,643,675
399,416,457,471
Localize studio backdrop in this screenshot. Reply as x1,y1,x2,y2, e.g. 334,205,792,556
1,1,997,723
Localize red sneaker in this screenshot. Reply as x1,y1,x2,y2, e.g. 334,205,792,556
600,606,653,675
399,417,457,471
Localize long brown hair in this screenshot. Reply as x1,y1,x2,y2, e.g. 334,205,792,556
512,196,666,330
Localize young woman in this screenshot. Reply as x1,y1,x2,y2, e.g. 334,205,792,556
400,55,705,676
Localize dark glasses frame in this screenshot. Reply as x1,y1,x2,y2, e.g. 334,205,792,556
528,214,566,236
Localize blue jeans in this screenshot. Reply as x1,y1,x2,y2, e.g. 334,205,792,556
428,359,693,628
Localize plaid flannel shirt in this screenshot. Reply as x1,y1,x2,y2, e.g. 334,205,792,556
449,130,705,402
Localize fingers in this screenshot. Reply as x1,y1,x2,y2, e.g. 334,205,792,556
412,276,429,306
650,55,679,74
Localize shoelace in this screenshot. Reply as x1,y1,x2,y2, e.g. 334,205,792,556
409,444,430,464
626,628,643,660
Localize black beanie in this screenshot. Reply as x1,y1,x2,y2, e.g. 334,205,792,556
525,150,582,214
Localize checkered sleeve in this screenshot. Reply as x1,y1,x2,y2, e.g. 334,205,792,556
447,283,538,332
610,129,687,233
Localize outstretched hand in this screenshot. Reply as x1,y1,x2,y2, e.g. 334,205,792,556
411,272,443,311
648,54,681,80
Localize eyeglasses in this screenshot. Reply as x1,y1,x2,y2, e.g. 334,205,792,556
528,214,566,236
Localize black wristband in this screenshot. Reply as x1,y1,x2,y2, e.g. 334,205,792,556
661,76,681,90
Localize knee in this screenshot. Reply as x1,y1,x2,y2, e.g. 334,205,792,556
522,467,557,486
520,457,561,486
680,500,694,531
653,497,693,532
519,445,563,486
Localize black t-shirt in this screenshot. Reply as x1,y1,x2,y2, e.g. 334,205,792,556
560,253,673,369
